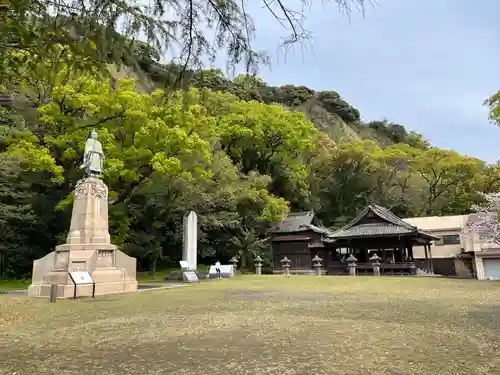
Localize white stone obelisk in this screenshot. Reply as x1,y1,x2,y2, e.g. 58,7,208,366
182,211,198,271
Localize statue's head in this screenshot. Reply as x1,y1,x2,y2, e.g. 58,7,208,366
90,130,98,139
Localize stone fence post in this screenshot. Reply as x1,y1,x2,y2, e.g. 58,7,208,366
254,255,263,275
369,253,381,276
346,254,357,276
280,256,291,277
312,255,322,276
229,256,238,275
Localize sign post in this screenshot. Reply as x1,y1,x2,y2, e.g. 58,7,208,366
49,284,57,302
68,271,96,299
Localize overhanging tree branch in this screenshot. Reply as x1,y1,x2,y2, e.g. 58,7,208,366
2,0,369,87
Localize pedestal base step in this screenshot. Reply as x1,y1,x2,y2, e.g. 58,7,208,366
28,280,138,298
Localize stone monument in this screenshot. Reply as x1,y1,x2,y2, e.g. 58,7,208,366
182,211,198,271
28,130,138,298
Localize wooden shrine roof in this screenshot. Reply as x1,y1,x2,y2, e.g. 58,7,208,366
271,211,331,234
326,204,438,241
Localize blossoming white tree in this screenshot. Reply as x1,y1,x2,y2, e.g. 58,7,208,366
462,192,500,245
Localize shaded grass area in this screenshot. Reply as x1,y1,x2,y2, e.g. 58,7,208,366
1,276,500,374
0,279,30,291
136,267,180,282
136,265,211,283
136,264,210,282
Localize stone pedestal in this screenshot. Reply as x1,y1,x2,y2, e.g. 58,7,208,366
28,178,137,298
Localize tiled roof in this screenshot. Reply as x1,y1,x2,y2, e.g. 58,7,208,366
305,224,332,235
271,211,315,233
327,204,438,240
330,223,415,238
271,212,332,235
272,235,311,242
367,205,417,231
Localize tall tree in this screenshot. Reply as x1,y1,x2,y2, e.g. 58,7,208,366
217,98,317,207
411,148,480,215
0,156,36,278
473,162,500,194
123,152,288,274
311,140,384,227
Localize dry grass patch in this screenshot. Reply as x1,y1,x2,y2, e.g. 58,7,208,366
1,276,500,374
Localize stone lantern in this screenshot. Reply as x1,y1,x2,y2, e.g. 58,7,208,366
312,255,323,276
254,255,263,275
369,253,381,276
229,256,238,275
280,256,291,277
346,254,357,276
409,261,416,275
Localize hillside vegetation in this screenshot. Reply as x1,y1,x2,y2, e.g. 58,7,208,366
125,56,428,149
1,43,500,279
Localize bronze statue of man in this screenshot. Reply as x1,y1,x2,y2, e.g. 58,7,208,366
80,130,104,178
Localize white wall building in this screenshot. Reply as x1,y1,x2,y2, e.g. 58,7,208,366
403,214,500,280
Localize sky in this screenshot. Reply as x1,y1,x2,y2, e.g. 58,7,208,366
215,0,500,163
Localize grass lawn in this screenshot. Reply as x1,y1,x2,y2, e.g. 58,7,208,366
1,276,500,374
0,279,30,291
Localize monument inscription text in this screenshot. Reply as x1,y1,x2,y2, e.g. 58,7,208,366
71,262,86,272
96,250,113,267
